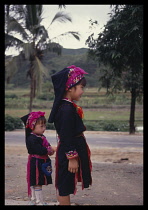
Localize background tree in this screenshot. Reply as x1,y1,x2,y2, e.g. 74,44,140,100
5,5,80,112
86,5,143,134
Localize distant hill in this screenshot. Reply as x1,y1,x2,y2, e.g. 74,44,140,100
7,48,100,88
62,48,88,55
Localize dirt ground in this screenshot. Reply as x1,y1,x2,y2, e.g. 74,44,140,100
5,134,143,206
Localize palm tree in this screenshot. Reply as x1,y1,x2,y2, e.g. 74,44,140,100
5,5,80,112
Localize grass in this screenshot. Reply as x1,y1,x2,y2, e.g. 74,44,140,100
5,108,143,126
84,109,142,121
5,87,143,127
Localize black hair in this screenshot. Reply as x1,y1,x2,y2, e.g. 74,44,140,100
70,77,87,89
35,116,46,125
77,77,86,87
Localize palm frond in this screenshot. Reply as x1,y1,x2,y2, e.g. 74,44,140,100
68,31,80,41
5,33,24,50
5,56,19,84
50,11,72,25
35,25,49,41
25,5,43,32
32,56,49,94
36,5,43,17
6,16,29,41
52,31,80,41
58,5,66,9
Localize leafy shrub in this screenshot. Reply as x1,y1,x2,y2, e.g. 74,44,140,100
83,121,95,131
37,93,54,101
103,123,119,131
5,94,18,99
5,115,23,131
46,123,55,130
83,120,129,131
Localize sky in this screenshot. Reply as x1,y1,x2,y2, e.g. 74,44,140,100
6,5,111,56
42,5,111,49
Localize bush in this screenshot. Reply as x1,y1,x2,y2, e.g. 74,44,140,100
46,123,55,130
37,93,54,101
103,123,119,131
5,94,18,99
5,115,23,131
83,121,96,131
83,120,129,131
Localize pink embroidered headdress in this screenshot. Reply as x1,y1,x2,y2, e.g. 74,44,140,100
65,65,88,90
26,111,45,130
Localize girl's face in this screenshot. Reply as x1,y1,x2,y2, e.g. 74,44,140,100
32,122,46,135
70,84,85,101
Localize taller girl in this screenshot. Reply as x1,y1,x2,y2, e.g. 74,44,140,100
48,65,92,205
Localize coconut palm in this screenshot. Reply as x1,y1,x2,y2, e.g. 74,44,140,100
5,5,80,112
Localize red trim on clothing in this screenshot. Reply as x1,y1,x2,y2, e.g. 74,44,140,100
55,135,92,195
27,154,50,197
55,141,61,190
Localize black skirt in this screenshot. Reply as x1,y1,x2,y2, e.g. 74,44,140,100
30,157,52,186
55,135,92,196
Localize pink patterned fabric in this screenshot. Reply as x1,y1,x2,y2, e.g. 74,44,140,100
65,150,78,159
26,111,45,130
31,133,54,155
42,135,54,155
65,65,88,90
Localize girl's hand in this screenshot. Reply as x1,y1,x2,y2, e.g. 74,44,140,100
47,146,56,156
51,146,57,152
68,158,79,173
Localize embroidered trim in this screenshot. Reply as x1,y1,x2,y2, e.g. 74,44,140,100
62,98,84,119
65,150,78,159
26,111,45,130
65,65,88,90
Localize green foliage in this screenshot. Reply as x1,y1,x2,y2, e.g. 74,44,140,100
8,48,101,89
84,120,129,131
37,93,54,101
5,5,81,112
86,5,143,134
86,5,143,94
103,123,119,131
5,94,18,99
5,114,129,131
5,115,23,131
5,87,143,132
46,123,55,130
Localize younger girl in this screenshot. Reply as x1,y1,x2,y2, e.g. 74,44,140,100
48,65,92,205
21,111,56,205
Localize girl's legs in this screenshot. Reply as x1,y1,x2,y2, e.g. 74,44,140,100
57,194,70,205
28,186,36,205
30,186,35,200
34,185,44,205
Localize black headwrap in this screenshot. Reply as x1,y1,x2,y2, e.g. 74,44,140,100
20,114,32,140
48,68,70,123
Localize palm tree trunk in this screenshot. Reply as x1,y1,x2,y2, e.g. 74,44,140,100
29,76,34,112
28,65,35,113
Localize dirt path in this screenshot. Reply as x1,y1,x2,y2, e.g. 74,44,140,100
5,137,143,206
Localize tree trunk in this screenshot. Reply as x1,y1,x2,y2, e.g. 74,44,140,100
29,76,34,113
28,67,35,113
129,88,136,134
